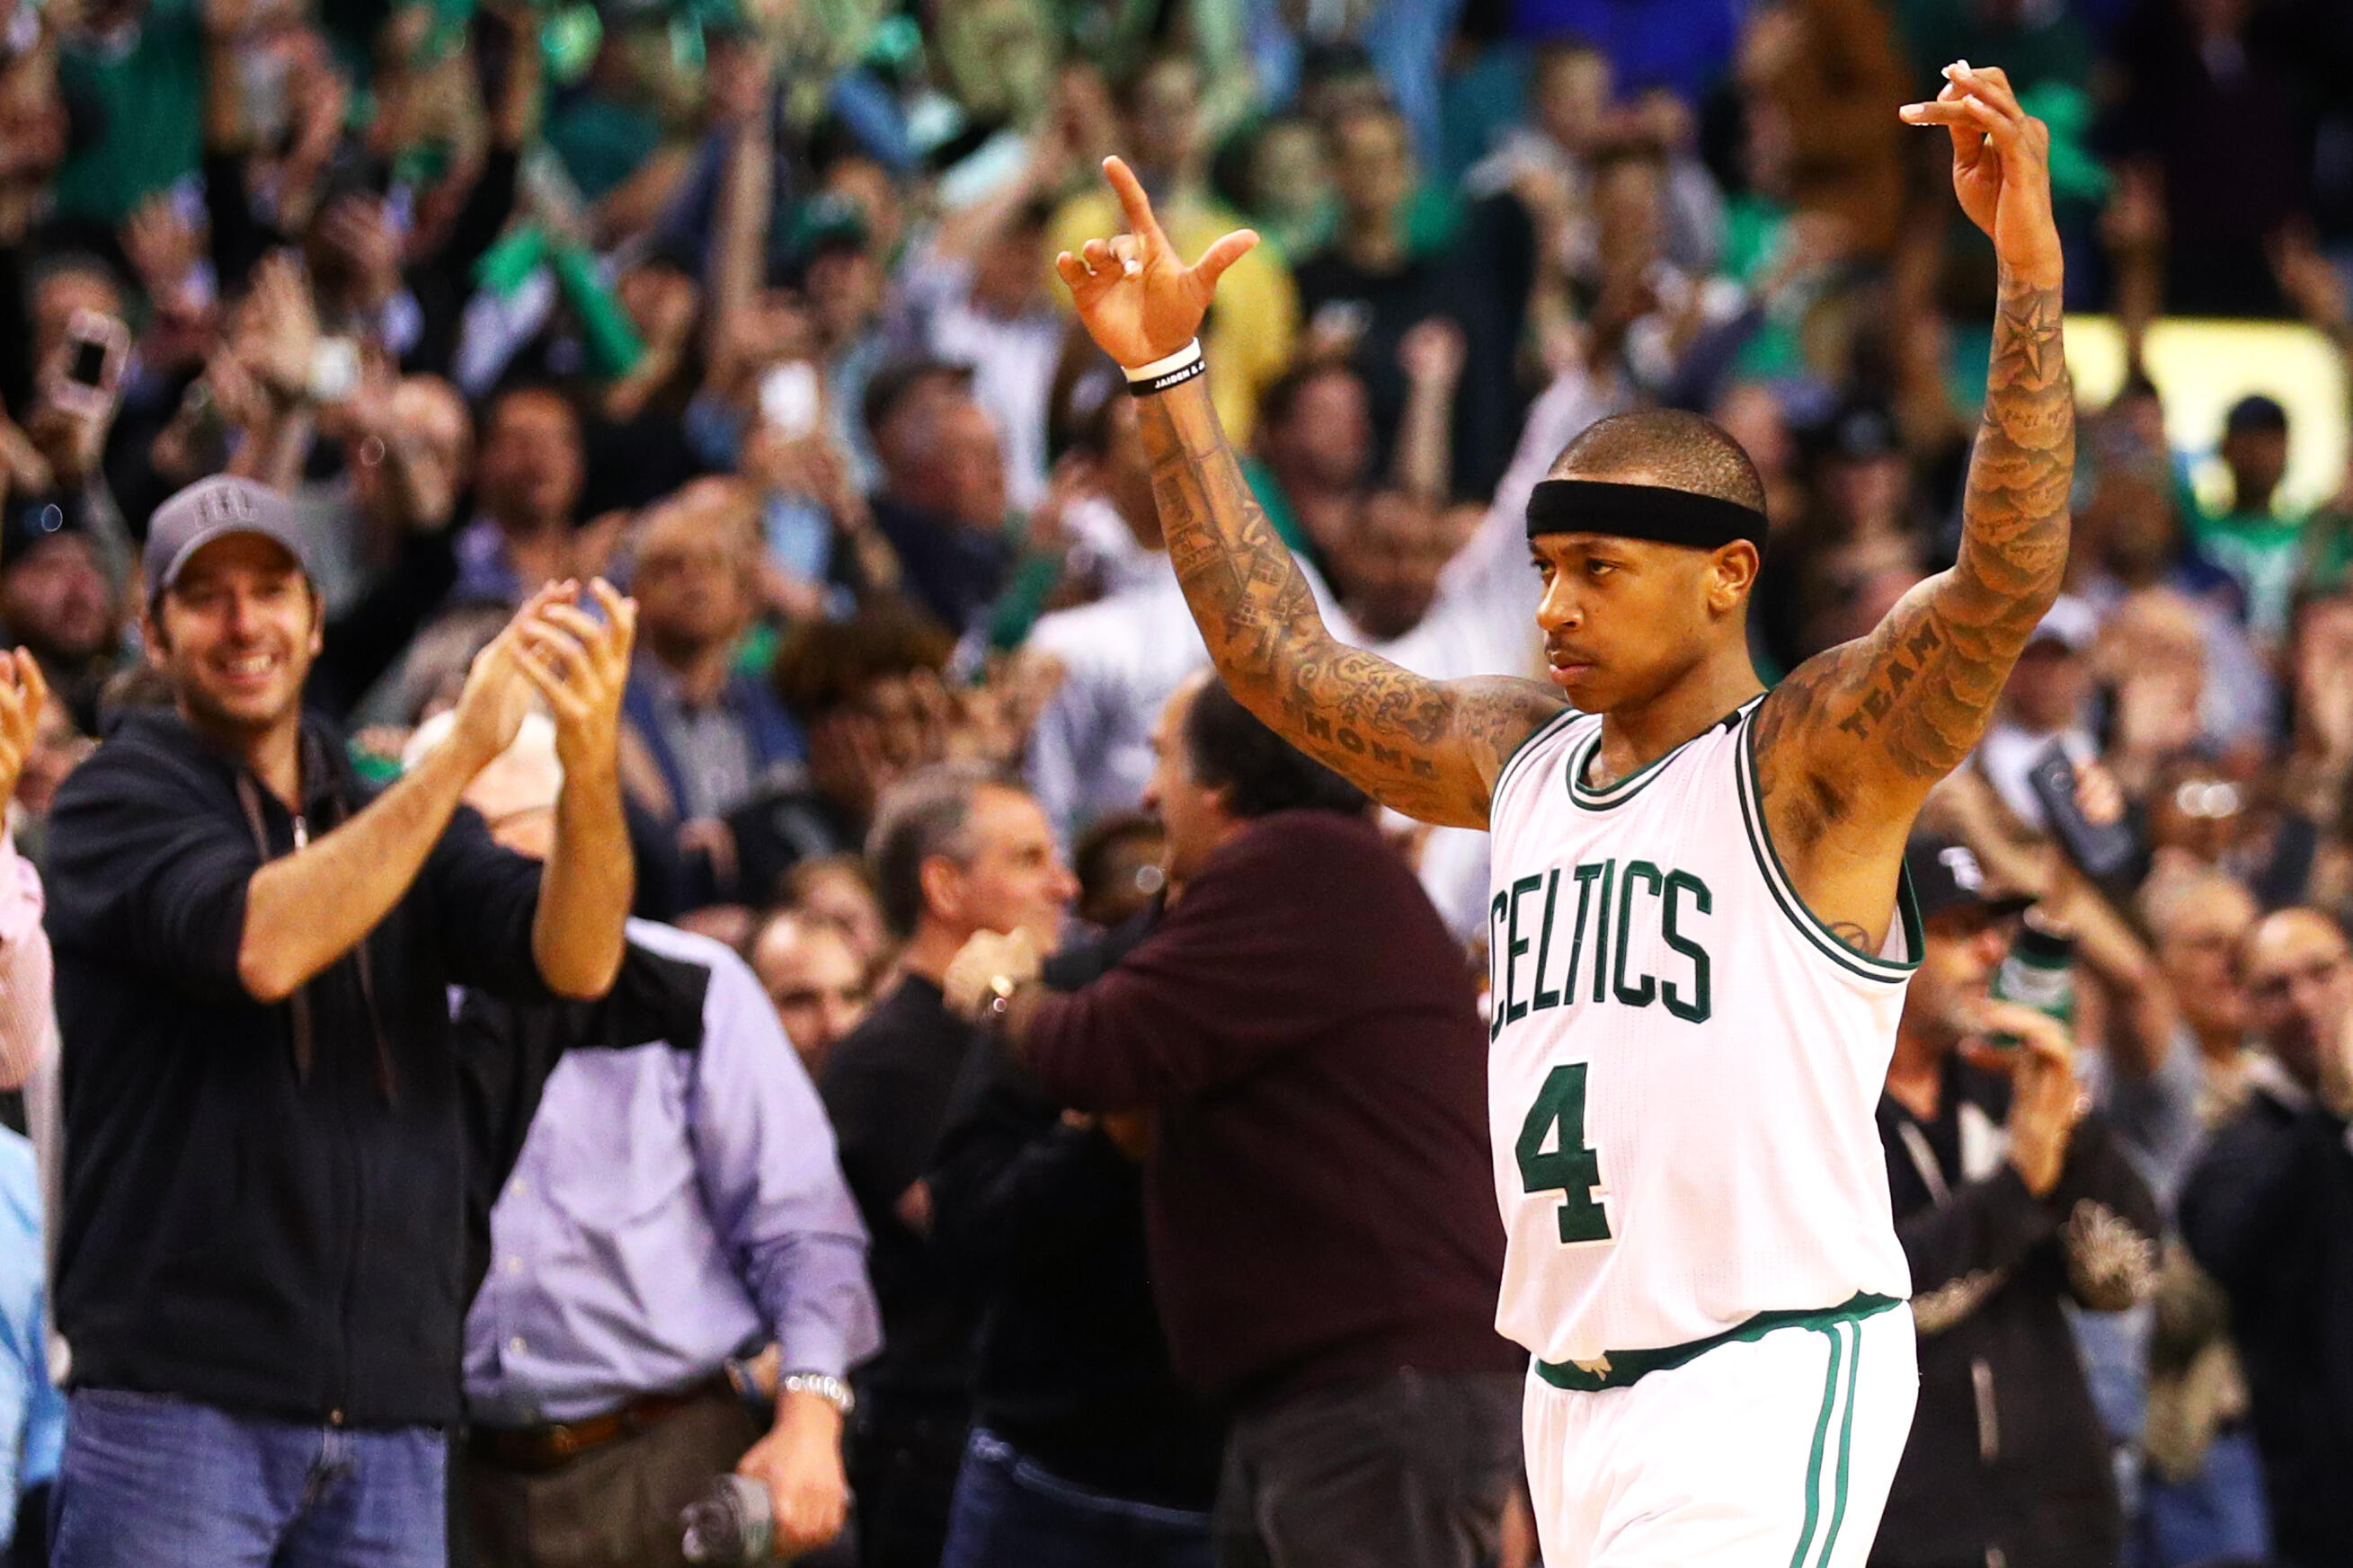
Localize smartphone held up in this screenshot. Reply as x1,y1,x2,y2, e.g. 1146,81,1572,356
50,310,129,421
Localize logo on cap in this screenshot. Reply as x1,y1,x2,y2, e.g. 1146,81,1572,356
199,483,261,527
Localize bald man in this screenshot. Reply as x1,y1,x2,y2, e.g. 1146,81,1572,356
750,910,872,1080
443,717,875,1567
2180,908,2353,1568
2102,872,2264,1207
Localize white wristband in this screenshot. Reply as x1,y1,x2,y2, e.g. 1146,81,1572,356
1123,340,1203,383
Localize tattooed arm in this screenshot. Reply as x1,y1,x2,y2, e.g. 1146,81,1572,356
1055,159,1564,827
1752,64,2074,939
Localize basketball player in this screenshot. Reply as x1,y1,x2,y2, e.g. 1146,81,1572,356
1039,60,2073,1568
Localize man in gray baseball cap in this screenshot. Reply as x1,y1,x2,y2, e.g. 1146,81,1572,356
140,474,315,606
43,472,644,1568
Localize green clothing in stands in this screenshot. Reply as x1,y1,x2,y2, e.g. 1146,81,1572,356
2193,505,2306,643
544,96,663,203
49,0,204,224
987,511,1065,652
1718,193,1805,380
2304,509,2353,596
1893,0,2093,94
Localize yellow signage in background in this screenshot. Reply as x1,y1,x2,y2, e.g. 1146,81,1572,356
2065,315,2350,515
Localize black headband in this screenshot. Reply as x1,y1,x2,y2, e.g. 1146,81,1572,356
1526,479,1768,551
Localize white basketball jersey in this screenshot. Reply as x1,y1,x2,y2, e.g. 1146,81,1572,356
1484,697,1915,1368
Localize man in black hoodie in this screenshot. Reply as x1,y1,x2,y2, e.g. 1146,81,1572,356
42,475,635,1568
1870,838,2161,1568
927,899,1226,1568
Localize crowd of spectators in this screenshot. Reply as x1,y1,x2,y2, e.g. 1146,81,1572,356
0,0,2350,1562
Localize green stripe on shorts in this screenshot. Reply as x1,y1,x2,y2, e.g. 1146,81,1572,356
1787,1320,1862,1568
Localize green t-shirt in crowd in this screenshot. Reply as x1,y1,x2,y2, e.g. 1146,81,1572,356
1893,0,2093,95
2193,505,2306,643
1718,193,1807,380
48,0,205,225
2298,508,2353,598
544,95,664,203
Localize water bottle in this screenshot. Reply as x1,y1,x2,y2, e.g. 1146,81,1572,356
681,1475,772,1564
1990,907,2075,1041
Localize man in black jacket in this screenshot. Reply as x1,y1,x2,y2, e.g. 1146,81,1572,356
42,476,636,1568
928,903,1226,1568
2180,906,2353,1568
820,763,1077,1568
1870,838,2161,1568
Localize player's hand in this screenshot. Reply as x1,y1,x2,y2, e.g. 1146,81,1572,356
1900,62,2063,290
1055,156,1258,369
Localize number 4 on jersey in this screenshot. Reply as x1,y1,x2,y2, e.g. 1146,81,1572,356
1517,1063,1612,1244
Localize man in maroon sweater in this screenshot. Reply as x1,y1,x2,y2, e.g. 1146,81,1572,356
947,676,1522,1568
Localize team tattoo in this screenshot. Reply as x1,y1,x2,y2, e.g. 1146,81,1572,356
1751,57,2077,878
1135,389,1563,828
1751,277,2073,864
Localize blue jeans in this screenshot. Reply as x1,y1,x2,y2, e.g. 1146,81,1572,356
2135,1425,2271,1568
939,1429,1213,1568
50,1389,447,1568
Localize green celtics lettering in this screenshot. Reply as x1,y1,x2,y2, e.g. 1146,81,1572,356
1490,860,1713,1035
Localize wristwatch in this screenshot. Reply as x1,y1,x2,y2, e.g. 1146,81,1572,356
985,971,1021,1019
779,1370,856,1419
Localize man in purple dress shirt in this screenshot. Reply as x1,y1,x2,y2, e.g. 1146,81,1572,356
448,716,879,1567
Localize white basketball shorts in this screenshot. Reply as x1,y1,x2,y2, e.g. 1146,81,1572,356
1523,1300,1918,1568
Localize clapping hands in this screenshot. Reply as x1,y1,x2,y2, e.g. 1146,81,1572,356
509,580,637,774
448,580,639,776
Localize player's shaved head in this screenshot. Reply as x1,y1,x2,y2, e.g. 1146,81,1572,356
1549,410,1768,517
1528,409,1769,713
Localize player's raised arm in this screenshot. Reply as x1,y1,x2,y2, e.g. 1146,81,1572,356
1058,158,1565,828
1752,65,2073,857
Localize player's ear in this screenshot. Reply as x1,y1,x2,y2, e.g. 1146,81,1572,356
1707,540,1761,612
